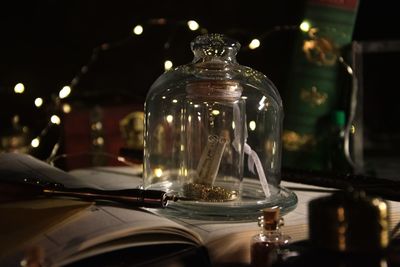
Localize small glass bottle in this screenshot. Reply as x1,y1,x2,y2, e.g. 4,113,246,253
250,208,291,267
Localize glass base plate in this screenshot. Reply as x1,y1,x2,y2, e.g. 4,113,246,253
156,178,297,221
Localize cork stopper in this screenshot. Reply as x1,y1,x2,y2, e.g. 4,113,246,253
260,207,281,231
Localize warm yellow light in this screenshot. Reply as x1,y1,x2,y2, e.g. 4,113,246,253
347,66,353,75
59,86,71,99
133,25,143,35
50,115,61,125
211,110,220,116
172,99,178,103
154,168,163,178
34,98,43,107
14,83,25,94
164,60,173,71
300,20,311,32
95,137,104,145
187,20,200,31
117,156,126,162
166,115,173,123
31,138,40,148
62,103,72,113
248,39,261,50
249,121,256,131
351,125,356,134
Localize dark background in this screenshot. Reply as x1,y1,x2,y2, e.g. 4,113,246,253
0,0,399,159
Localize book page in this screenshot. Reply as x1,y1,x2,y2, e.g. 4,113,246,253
0,152,97,189
0,203,203,267
0,199,92,264
48,205,202,267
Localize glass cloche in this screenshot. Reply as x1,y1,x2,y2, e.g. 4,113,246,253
143,34,297,220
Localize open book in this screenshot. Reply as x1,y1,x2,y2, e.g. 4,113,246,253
0,152,264,267
4,152,377,266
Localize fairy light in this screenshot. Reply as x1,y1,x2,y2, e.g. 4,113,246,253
5,19,356,160
34,98,43,107
300,20,311,32
62,103,72,113
249,121,256,131
211,110,220,116
14,83,25,94
187,20,200,31
50,115,61,125
248,39,261,50
31,138,40,148
164,60,173,70
339,56,354,75
59,85,71,99
154,168,163,178
166,115,173,123
133,25,143,35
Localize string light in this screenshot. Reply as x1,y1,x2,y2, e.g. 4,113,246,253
164,60,173,71
249,121,257,131
133,25,144,35
50,115,61,125
34,98,43,107
211,110,220,116
5,18,354,157
31,138,40,148
59,85,71,99
187,20,200,31
14,83,25,94
62,103,72,113
166,115,173,123
300,20,311,32
248,38,261,50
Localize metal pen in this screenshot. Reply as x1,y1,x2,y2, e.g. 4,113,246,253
42,187,178,208
0,180,178,208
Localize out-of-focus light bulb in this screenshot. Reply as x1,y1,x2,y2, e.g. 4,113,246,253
31,138,40,148
133,25,143,35
187,20,199,31
249,121,256,131
62,103,72,113
211,110,220,116
164,60,173,71
166,115,173,123
59,86,71,99
347,66,353,75
50,115,61,125
34,98,43,107
154,168,163,178
300,20,311,32
248,39,260,50
14,83,25,94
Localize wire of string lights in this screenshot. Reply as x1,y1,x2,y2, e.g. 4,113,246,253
2,18,354,158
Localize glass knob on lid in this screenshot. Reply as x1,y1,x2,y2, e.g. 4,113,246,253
143,33,297,220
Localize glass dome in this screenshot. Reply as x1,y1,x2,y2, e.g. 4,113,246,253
143,34,296,220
